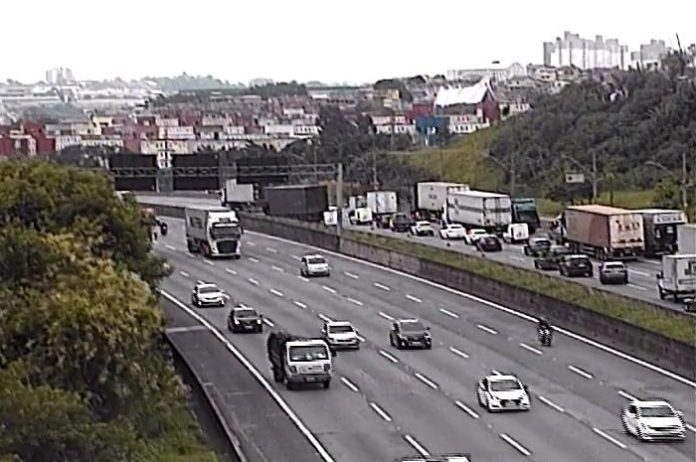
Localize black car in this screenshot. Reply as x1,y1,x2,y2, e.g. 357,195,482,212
476,235,502,252
389,319,432,349
523,237,552,257
534,245,572,270
391,213,413,232
599,261,628,285
559,255,593,277
227,306,264,333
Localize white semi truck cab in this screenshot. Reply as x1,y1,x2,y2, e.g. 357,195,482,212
185,206,242,259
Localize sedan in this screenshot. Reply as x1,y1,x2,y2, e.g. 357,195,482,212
464,228,488,245
476,235,502,252
439,223,467,240
599,261,628,285
191,283,227,307
410,221,435,236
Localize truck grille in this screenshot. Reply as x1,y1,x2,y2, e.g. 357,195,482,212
217,241,238,254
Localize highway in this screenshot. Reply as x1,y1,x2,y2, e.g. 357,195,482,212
155,216,695,462
138,193,678,310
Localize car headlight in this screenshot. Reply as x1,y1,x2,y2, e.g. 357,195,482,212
289,366,297,373
233,320,239,324
489,395,500,403
256,319,261,324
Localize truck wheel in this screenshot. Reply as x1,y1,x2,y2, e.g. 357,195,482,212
272,369,281,383
286,381,294,390
323,380,331,389
658,288,665,300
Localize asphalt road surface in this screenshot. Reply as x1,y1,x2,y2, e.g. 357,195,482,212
153,216,696,462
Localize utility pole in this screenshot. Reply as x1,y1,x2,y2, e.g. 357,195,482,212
336,163,343,238
509,155,516,197
372,150,378,191
681,151,688,210
591,150,598,202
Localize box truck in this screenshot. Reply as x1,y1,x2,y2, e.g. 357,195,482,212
511,198,541,234
414,181,468,220
657,254,696,302
563,205,644,260
366,190,398,216
444,190,512,234
221,180,255,210
263,184,329,222
267,331,334,390
185,206,242,258
636,209,687,257
677,223,696,255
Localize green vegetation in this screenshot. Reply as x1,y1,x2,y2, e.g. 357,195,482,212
0,161,217,462
345,230,695,344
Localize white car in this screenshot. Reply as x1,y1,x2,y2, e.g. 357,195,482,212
464,228,488,245
300,254,330,277
191,282,227,307
476,374,531,412
439,223,467,240
621,399,686,441
410,221,435,236
321,320,360,350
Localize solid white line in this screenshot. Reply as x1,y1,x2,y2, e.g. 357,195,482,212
291,255,302,261
628,269,649,277
568,365,594,380
242,230,696,389
344,271,359,279
448,346,469,359
379,350,399,363
403,434,429,457
297,275,310,282
272,265,285,272
627,283,647,291
165,244,176,250
248,278,259,286
340,377,359,392
347,297,363,306
477,324,498,335
322,285,337,294
246,241,256,247
519,342,543,356
593,428,627,449
406,294,422,303
373,282,391,291
204,260,215,266
537,395,565,413
179,271,190,278
266,247,278,253
369,402,393,422
617,390,637,401
248,257,259,263
500,433,532,456
270,289,284,297
263,318,275,327
439,308,459,318
415,372,438,389
294,300,307,309
225,268,237,275
318,313,333,323
455,400,480,419
378,311,395,321
159,291,336,462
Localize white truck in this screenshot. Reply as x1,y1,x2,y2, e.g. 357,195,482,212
444,189,512,234
221,180,255,210
366,190,398,216
677,224,696,255
185,206,242,259
415,181,469,220
657,254,696,302
267,331,334,390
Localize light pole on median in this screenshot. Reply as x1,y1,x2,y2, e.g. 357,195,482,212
487,155,516,197
561,153,597,202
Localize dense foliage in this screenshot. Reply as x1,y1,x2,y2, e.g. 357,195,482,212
0,161,217,462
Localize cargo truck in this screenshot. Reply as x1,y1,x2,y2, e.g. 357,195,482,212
636,209,687,257
367,190,398,228
221,180,255,210
677,223,696,255
185,206,242,258
511,198,541,234
263,184,329,222
444,190,512,234
563,205,644,260
266,331,334,390
657,254,696,302
414,181,469,220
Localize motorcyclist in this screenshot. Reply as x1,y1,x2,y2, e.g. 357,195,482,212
537,317,552,345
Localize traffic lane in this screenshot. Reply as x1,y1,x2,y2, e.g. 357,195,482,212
161,268,410,462
138,194,220,208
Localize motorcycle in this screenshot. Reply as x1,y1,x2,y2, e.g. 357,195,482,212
538,327,552,347
159,222,168,236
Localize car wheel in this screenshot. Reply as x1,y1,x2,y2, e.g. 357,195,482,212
624,276,629,284
258,325,263,333
323,380,331,389
425,342,432,350
524,248,529,256
534,261,539,269
227,321,233,331
389,335,395,347
396,339,404,350
477,391,484,407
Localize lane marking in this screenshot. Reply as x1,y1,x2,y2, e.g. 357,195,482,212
248,278,259,286
266,247,278,253
341,377,359,392
476,324,498,335
347,297,363,306
240,230,696,389
455,400,480,419
448,346,469,359
378,311,395,321
373,282,391,291
204,260,215,266
247,241,256,247
297,275,310,282
592,428,627,449
627,283,647,291
263,318,275,327
628,269,649,277
166,325,208,334
439,308,459,318
344,272,359,279
617,390,637,401
406,294,422,303
519,343,543,356
568,365,594,380
491,370,503,376
415,372,438,389
356,333,366,342
508,255,525,262
537,395,565,413
248,257,259,263
403,434,429,457
225,268,237,275
159,291,336,462
196,279,205,284
322,285,337,294
500,433,532,456
186,253,195,258
369,402,393,422
686,424,696,433
294,300,307,309
272,265,285,272
179,271,190,278
379,350,399,363
165,244,176,250
318,313,333,323
270,289,284,298
291,255,302,261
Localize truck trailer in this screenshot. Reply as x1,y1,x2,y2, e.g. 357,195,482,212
185,206,242,258
263,184,329,222
563,205,644,260
677,223,696,255
636,209,687,257
444,190,512,234
657,254,696,302
366,190,398,216
414,181,468,220
221,180,256,210
266,331,334,390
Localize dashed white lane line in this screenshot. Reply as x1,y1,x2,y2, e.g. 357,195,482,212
593,428,627,449
567,365,594,380
344,271,359,279
270,289,284,298
627,283,647,291
448,346,469,359
455,400,480,419
378,311,395,321
204,260,215,266
340,377,359,393
196,279,205,284
628,269,650,277
537,395,565,413
356,333,366,342
439,308,459,318
263,318,275,327
225,268,237,275
369,402,393,422
414,372,438,390
347,297,363,306
179,271,190,278
617,390,637,401
266,247,278,253
248,278,260,286
476,324,498,335
406,294,423,303
247,241,256,247
291,255,302,261
248,257,260,263
379,350,399,363
373,282,391,291
272,265,285,272
508,255,525,262
165,244,176,250
491,370,503,376
500,433,532,456
318,313,333,323
322,285,337,294
403,434,429,457
519,342,543,356
294,300,307,309
186,253,195,258
686,423,696,433
297,275,310,282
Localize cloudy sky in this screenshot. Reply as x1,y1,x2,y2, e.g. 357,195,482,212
2,0,695,84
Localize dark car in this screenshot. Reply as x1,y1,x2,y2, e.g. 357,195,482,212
523,237,552,257
389,319,432,349
534,245,572,270
559,254,593,277
476,235,503,252
391,213,413,232
599,261,628,285
227,306,264,333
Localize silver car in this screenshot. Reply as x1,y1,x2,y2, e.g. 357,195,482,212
300,254,330,277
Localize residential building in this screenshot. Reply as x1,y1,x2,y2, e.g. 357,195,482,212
434,78,501,123
630,39,669,70
543,31,629,70
447,63,527,83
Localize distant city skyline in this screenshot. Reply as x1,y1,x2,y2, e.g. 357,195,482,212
1,0,695,84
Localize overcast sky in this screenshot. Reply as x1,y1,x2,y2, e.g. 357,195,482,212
2,0,695,84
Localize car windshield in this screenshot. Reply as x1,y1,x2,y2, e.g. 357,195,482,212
199,286,220,294
568,257,588,263
449,225,464,230
417,221,431,226
551,246,571,255
482,237,497,243
532,239,551,246
490,379,522,392
289,345,329,362
604,263,625,270
401,321,426,332
329,325,354,334
472,229,487,235
235,308,257,318
307,257,326,264
639,405,675,418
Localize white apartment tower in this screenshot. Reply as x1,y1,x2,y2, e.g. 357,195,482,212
543,31,628,70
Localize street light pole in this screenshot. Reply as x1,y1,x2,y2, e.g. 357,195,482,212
510,155,516,198
336,163,343,238
681,151,688,210
591,150,598,202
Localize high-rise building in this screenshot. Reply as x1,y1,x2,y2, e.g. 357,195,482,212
44,67,76,85
543,31,629,70
630,39,669,70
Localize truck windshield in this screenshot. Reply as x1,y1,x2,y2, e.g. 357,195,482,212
289,345,329,362
210,223,241,239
